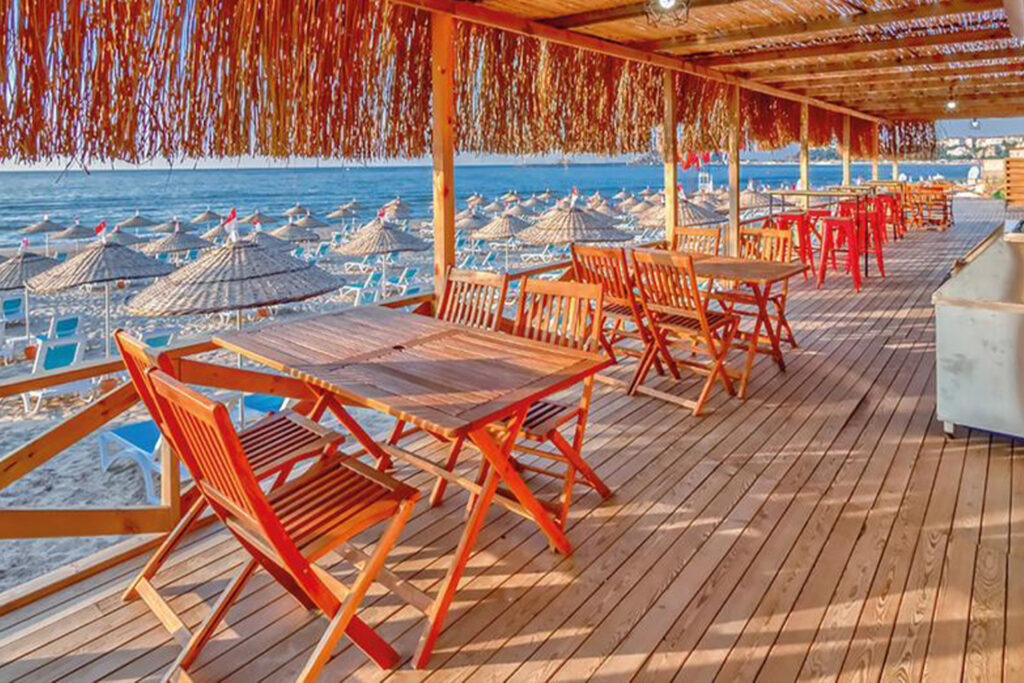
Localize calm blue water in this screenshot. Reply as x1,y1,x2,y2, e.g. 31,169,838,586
0,161,973,248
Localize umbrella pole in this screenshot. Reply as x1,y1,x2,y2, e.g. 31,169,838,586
23,289,31,342
236,310,246,427
104,283,111,358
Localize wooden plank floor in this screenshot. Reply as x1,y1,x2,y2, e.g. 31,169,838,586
0,199,1017,682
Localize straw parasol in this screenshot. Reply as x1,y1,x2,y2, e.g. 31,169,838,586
481,200,505,214
270,221,321,243
142,227,213,255
21,216,64,255
537,189,556,202
29,237,174,356
53,221,97,241
104,226,147,246
247,229,293,252
0,246,58,340
500,190,521,203
116,211,157,230
152,218,194,234
190,208,221,225
466,194,485,207
618,196,640,211
283,203,309,218
505,204,534,218
382,196,412,219
294,213,328,229
455,207,480,221
455,213,489,231
327,205,357,219
473,214,529,269
337,217,428,294
518,203,631,245
521,195,543,209
127,239,342,317
612,188,630,201
341,199,361,212
240,210,279,225
628,199,657,216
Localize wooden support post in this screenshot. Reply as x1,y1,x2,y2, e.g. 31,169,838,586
663,70,679,246
799,102,810,210
892,127,900,180
431,13,456,292
871,122,880,181
727,85,741,257
841,114,852,186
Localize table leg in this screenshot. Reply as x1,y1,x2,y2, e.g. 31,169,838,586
313,389,394,470
754,282,786,371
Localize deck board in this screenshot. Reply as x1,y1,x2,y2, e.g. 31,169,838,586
0,199,1015,683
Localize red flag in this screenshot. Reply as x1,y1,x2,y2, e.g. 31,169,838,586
95,221,107,235
224,207,237,223
702,152,711,165
377,208,386,218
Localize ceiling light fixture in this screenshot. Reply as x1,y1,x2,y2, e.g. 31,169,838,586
946,99,958,111
646,0,691,26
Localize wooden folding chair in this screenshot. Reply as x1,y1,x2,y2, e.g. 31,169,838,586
501,278,612,527
390,267,509,507
113,330,342,649
147,369,419,682
715,227,799,348
631,249,739,416
671,225,721,256
571,243,675,393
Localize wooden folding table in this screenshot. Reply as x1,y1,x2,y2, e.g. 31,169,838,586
694,256,807,398
214,305,610,668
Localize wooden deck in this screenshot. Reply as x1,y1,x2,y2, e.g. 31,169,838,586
0,199,1018,682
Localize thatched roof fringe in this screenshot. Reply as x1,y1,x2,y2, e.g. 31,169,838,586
880,119,938,159
0,1,936,163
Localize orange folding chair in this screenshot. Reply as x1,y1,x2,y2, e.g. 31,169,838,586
631,249,739,416
114,330,342,648
147,369,419,682
571,243,675,393
671,225,722,256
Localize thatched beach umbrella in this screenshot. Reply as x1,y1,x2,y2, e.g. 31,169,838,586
127,239,342,317
240,210,279,226
505,204,534,219
116,211,157,230
247,229,293,252
190,208,221,226
521,195,543,209
283,203,309,218
628,199,657,216
518,204,631,245
327,205,357,219
142,227,213,255
294,213,328,230
537,190,556,202
482,200,504,214
0,246,58,340
337,217,428,294
382,196,412,219
618,196,640,211
53,222,97,241
22,216,63,256
341,199,362,212
153,218,194,234
29,237,174,356
473,214,529,269
612,189,630,201
466,193,485,207
455,214,489,232
270,221,321,243
501,190,521,203
104,226,147,246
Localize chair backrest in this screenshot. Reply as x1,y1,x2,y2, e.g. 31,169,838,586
630,249,710,331
145,369,295,559
53,315,79,339
33,336,85,374
738,227,792,264
512,278,604,352
672,226,721,256
437,267,509,331
142,327,176,348
571,244,636,309
2,297,22,319
114,329,173,425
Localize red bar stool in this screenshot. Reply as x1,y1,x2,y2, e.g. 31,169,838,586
818,216,860,292
776,212,814,278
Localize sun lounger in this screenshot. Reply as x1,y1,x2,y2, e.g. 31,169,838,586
1,296,24,325
22,336,92,414
35,314,80,343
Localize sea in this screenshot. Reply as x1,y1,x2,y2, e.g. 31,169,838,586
0,161,975,248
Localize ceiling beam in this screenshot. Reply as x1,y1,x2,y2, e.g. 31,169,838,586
813,81,1024,102
1007,0,1024,38
833,87,1024,107
750,47,1024,82
543,0,745,30
694,26,1011,68
634,0,1001,54
387,0,887,123
791,62,1024,91
848,94,1024,110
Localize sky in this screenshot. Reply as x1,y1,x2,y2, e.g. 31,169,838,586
1,118,1021,172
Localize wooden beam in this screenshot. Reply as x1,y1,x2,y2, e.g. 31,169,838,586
883,104,1024,118
842,115,851,185
663,70,679,246
431,12,456,288
1007,0,1024,39
388,0,887,123
0,382,139,491
795,62,1024,92
728,85,741,257
848,93,1024,108
754,47,1024,81
544,0,744,29
173,359,318,400
636,0,1000,54
800,102,810,209
826,84,1024,105
892,127,900,180
0,506,177,539
695,27,1011,68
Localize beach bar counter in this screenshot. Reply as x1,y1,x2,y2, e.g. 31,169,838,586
934,219,1024,438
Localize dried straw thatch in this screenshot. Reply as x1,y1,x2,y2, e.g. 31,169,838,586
127,240,343,316
116,212,157,229
22,217,63,234
240,210,280,226
247,230,293,252
338,219,429,256
153,219,194,234
29,241,173,293
191,208,222,224
473,214,529,241
53,223,96,241
142,229,213,255
270,222,321,243
104,227,146,246
0,252,57,291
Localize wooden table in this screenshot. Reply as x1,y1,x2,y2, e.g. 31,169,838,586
214,305,610,668
693,256,807,398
